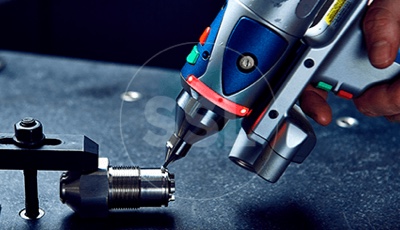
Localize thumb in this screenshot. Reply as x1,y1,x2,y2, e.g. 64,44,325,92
363,0,400,68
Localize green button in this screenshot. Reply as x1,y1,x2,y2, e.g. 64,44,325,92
186,45,200,65
316,82,333,91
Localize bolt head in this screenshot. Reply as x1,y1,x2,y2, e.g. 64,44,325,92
237,53,257,73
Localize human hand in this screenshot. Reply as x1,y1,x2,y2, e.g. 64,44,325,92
300,0,400,125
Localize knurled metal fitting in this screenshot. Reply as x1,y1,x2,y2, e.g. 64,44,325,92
60,158,175,218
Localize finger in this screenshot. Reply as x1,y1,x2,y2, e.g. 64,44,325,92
354,79,400,116
299,85,332,126
363,0,400,68
385,113,400,122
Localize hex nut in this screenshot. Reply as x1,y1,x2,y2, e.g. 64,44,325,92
13,118,45,147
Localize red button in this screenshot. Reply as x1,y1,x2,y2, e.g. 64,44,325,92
337,90,353,100
199,27,211,46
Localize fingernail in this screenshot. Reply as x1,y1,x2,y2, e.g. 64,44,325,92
370,41,392,67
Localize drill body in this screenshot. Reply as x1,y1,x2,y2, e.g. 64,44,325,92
164,0,400,182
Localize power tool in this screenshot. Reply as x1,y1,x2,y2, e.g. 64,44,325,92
163,0,400,182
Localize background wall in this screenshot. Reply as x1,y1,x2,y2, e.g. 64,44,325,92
0,0,225,69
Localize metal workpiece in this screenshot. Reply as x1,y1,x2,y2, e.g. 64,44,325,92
60,158,175,218
230,106,316,183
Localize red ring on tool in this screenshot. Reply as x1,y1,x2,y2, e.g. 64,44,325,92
186,75,251,117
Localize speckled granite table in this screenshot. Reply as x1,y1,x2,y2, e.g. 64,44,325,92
0,50,399,229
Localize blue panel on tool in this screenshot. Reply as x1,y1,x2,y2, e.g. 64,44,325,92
222,17,287,95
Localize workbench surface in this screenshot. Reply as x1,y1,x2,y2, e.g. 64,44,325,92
0,51,399,229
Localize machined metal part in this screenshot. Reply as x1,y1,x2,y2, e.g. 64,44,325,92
60,158,175,218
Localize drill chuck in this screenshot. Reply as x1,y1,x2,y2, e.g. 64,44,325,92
60,158,175,218
163,90,229,168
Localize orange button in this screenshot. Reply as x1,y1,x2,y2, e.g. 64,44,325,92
199,27,211,46
337,90,353,100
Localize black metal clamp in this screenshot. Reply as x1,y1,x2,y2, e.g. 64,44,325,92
0,117,98,219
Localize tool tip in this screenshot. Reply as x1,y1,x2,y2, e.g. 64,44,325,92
162,134,191,169
162,155,173,169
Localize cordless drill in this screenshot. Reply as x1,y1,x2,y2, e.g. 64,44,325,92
163,0,400,182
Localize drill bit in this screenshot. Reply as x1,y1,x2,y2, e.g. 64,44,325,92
162,133,191,168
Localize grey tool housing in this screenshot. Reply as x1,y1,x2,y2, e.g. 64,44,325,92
165,0,400,183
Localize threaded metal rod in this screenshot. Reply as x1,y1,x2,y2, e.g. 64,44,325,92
23,169,40,219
